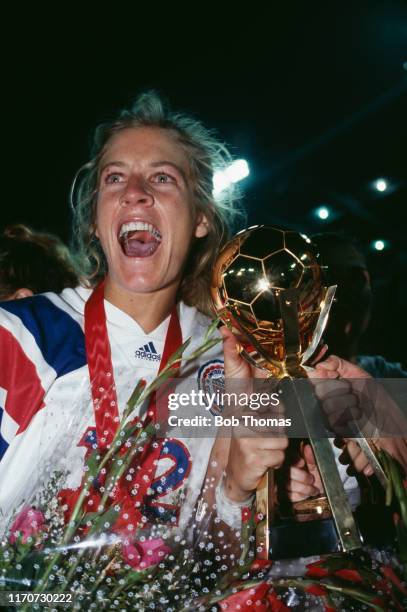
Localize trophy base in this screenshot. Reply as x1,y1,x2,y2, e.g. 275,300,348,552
291,495,332,522
270,517,340,560
268,504,396,560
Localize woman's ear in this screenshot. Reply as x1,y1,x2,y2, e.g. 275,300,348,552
11,288,34,300
91,222,99,239
195,213,209,238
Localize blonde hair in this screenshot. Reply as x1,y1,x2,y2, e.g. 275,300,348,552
70,91,244,314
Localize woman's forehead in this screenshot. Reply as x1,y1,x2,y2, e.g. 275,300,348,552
101,126,191,172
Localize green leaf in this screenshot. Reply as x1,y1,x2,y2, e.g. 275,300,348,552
123,566,158,585
79,511,100,526
126,378,147,412
185,338,221,362
86,449,101,479
87,505,120,537
165,338,191,367
204,317,220,342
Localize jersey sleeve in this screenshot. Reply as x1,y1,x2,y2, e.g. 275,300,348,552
0,294,87,461
0,303,51,459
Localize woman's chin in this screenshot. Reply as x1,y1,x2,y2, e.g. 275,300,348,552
114,271,174,296
120,277,161,294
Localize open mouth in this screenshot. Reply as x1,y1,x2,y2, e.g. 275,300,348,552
118,221,162,258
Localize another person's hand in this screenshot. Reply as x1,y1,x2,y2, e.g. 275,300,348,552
286,443,324,502
309,355,407,474
335,438,374,477
220,326,289,502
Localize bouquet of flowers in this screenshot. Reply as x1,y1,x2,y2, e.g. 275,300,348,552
0,320,227,610
1,318,406,611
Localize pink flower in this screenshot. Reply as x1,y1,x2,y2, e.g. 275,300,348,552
9,507,45,544
122,538,171,570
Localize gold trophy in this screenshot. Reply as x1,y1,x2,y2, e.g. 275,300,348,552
211,225,386,559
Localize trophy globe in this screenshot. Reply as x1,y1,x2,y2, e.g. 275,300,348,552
211,225,332,378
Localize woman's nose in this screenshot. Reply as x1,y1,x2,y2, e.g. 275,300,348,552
120,176,153,207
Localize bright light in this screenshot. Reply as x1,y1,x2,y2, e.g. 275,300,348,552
374,178,388,192
213,159,250,195
300,233,312,244
373,240,386,251
257,279,270,292
315,206,330,220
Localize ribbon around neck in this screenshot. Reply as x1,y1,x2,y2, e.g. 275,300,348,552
84,280,182,449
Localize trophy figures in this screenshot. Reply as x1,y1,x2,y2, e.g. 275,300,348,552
211,225,385,559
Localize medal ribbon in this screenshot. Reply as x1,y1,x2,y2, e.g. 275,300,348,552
84,280,182,449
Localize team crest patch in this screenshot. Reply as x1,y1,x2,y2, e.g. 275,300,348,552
198,359,225,416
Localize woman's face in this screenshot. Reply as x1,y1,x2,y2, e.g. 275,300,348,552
95,126,208,297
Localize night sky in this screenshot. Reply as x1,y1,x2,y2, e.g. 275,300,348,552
3,1,406,363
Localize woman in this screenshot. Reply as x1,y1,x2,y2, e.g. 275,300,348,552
0,92,288,542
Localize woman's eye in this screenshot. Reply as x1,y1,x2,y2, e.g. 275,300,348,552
152,173,175,184
105,173,124,184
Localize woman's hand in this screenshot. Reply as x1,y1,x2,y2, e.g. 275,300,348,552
220,326,289,502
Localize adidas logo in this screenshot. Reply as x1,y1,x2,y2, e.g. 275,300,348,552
135,341,161,362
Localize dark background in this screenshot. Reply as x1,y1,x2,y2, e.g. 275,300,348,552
2,2,406,364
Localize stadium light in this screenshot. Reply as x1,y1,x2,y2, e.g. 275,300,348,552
372,240,386,251
315,206,330,220
213,159,250,195
373,178,388,193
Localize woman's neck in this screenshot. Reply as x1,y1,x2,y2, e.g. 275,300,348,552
103,277,178,334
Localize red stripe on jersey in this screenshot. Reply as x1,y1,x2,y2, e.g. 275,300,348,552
0,326,46,435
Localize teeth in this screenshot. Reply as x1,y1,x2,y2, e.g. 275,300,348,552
119,221,162,241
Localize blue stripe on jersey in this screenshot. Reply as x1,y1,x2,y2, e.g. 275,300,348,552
0,408,8,459
1,295,86,377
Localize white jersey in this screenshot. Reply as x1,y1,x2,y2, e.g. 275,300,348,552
0,286,359,538
0,287,225,533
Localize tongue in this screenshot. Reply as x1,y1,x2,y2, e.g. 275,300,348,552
120,230,160,258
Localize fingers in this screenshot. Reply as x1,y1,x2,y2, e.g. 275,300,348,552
313,355,341,379
220,326,269,379
315,355,372,379
226,435,289,498
234,436,288,453
309,377,362,435
284,444,325,501
220,326,251,379
290,465,315,484
340,440,374,477
312,378,352,401
286,464,320,501
255,449,286,470
305,366,330,380
287,481,320,501
315,354,342,373
303,443,317,467
322,392,359,416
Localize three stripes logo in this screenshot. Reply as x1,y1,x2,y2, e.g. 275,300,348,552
135,341,161,362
